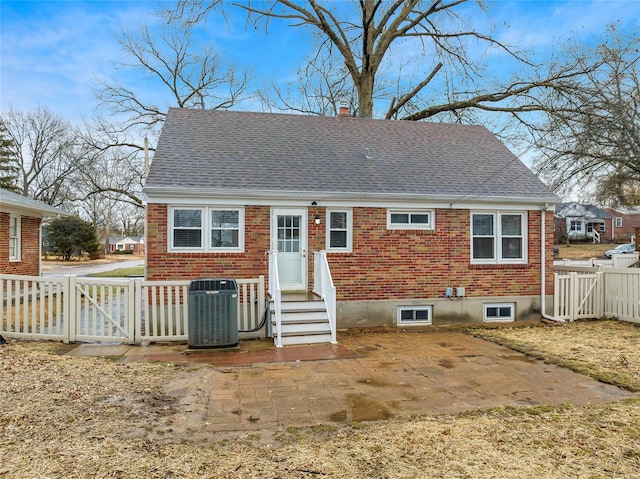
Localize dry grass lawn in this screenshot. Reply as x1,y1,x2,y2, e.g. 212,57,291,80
2,321,640,478
555,242,612,260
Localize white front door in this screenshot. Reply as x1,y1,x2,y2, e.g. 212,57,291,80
271,208,307,291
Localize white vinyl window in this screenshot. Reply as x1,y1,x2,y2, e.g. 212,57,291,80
326,209,352,252
484,303,515,322
397,306,432,326
569,220,582,232
471,212,527,264
616,217,622,228
9,214,20,261
387,209,434,230
170,207,244,252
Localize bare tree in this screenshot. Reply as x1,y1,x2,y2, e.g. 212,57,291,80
532,29,640,205
95,23,251,134
258,48,359,116
171,0,602,122
85,20,252,212
1,107,81,207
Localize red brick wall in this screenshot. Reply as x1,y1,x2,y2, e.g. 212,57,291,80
0,212,41,276
147,204,554,300
311,207,552,301
146,204,270,281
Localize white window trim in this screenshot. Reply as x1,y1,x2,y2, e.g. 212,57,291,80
616,217,623,228
397,306,433,326
387,209,435,230
169,206,244,253
569,219,583,232
326,208,352,252
471,211,528,265
483,303,515,323
9,214,20,262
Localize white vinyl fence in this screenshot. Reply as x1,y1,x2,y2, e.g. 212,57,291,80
1,274,266,344
554,268,640,323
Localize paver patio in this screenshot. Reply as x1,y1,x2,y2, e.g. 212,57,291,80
68,330,635,435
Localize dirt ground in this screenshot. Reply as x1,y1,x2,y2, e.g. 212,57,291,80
1,320,640,478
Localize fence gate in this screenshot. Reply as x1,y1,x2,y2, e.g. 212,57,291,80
554,272,602,321
68,276,135,344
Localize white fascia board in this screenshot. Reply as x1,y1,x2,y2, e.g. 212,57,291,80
145,190,559,210
0,203,65,218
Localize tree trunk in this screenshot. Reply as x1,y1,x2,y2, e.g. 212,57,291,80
358,72,375,118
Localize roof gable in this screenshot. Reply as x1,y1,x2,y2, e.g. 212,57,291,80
145,108,558,203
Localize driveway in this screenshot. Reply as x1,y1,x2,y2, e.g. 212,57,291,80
69,330,634,435
41,259,144,278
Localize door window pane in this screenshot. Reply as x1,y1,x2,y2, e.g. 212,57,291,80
278,215,300,253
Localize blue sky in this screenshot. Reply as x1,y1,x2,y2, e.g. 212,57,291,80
2,0,640,123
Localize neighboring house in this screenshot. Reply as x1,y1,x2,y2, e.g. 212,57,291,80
144,108,559,333
602,206,640,243
0,188,68,276
108,235,145,254
554,202,612,243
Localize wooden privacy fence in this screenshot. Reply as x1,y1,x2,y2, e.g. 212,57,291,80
1,274,266,344
554,268,640,323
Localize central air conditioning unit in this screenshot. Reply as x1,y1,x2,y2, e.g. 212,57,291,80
188,279,238,348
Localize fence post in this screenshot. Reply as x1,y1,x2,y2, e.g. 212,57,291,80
595,271,604,318
126,278,136,344
569,272,578,321
553,273,559,318
134,279,142,345
64,275,75,344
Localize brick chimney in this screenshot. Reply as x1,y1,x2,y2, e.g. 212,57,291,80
337,100,351,117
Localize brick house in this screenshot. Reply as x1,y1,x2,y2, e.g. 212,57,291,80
1,188,68,276
602,206,640,243
144,108,559,338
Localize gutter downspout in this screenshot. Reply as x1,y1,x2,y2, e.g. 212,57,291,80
541,204,565,323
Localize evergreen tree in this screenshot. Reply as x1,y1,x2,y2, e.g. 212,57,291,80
48,215,100,261
0,119,19,192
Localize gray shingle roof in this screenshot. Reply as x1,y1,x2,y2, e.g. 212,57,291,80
0,188,69,216
555,202,612,219
145,108,558,203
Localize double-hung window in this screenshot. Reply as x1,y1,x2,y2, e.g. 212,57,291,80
616,217,623,228
326,209,352,252
170,207,243,252
9,214,20,261
387,209,434,230
471,212,526,264
210,209,240,249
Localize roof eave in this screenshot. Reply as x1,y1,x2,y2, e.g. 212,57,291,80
0,199,70,217
143,186,560,206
